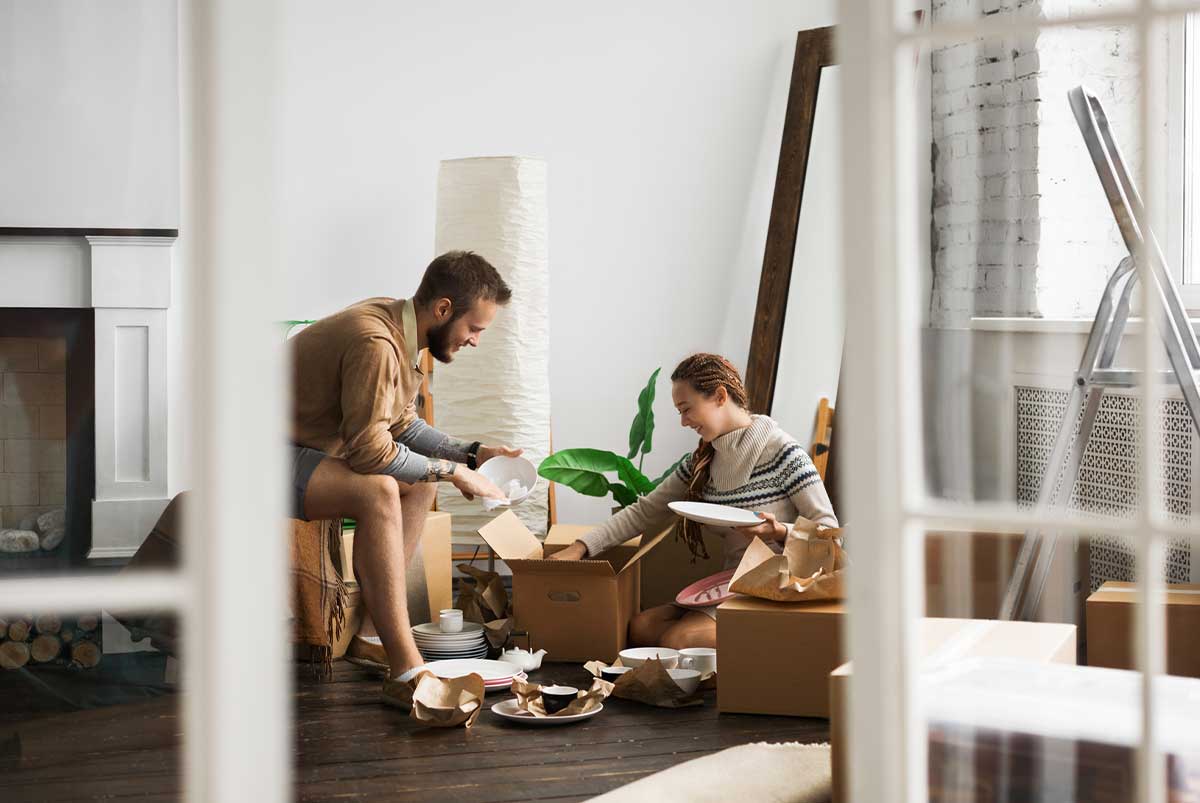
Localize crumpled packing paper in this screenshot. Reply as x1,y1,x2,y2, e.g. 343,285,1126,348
728,517,846,603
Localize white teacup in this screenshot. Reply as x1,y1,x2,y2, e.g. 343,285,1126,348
438,608,464,633
679,647,717,674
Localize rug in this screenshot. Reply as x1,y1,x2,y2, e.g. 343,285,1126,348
589,741,832,803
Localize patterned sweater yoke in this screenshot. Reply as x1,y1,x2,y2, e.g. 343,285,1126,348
578,415,839,565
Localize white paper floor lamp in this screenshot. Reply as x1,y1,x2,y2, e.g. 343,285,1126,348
433,156,551,536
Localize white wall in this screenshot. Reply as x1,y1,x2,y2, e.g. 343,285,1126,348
0,1,179,228
276,1,838,524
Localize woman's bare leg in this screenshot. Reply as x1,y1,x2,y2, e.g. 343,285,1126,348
628,604,686,647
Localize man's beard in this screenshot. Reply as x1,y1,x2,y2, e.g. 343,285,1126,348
427,319,457,363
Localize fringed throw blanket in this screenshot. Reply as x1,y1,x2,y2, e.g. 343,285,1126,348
113,492,350,679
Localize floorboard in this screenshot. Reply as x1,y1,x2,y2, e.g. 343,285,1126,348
0,659,828,802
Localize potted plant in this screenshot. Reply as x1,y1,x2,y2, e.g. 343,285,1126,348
538,368,686,508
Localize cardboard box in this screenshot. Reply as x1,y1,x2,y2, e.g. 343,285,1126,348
479,511,669,662
544,523,726,610
716,597,845,718
829,618,1076,803
1086,581,1200,678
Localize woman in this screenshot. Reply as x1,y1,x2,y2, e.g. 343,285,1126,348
549,353,838,650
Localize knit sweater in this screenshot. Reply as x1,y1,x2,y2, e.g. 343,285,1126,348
579,415,838,568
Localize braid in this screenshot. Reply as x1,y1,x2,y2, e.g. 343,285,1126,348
669,353,749,561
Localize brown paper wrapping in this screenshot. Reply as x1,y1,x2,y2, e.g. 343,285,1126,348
393,670,487,728
455,563,514,648
728,519,846,603
584,658,705,708
509,677,610,717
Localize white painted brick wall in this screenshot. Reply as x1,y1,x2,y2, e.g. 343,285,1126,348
929,0,1159,327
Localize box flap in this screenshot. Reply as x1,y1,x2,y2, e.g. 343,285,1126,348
617,525,673,574
477,510,543,561
1090,580,1200,607
507,558,616,577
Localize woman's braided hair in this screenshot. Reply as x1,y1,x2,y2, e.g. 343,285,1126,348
670,354,750,560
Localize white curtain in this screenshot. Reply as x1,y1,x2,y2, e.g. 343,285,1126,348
433,156,551,536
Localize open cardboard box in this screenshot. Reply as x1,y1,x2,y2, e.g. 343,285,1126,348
479,510,671,662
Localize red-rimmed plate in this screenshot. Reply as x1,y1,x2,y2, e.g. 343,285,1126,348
675,568,737,609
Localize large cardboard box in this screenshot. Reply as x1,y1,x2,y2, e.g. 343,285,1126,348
545,523,727,609
479,511,669,662
1086,581,1200,678
829,618,1076,803
716,597,845,718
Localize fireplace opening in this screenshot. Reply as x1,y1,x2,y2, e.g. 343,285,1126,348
0,309,95,574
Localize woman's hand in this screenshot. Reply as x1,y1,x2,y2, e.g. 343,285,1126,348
743,511,788,542
478,444,524,465
547,540,588,561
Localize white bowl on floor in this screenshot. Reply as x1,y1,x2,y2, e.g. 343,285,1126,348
667,668,702,695
618,647,680,669
478,455,537,507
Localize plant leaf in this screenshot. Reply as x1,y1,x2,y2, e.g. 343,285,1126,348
651,453,689,488
617,463,655,497
609,482,638,508
538,449,624,498
627,367,661,459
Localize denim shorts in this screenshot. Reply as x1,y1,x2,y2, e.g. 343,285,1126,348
290,444,328,521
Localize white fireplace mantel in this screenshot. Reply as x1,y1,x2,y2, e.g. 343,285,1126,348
0,234,174,559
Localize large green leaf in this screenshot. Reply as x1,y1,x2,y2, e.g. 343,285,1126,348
627,367,661,459
651,452,689,488
608,482,638,508
539,449,655,502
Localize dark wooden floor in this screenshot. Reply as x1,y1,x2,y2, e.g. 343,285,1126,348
0,660,829,802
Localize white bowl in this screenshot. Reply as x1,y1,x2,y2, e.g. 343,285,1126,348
478,456,537,506
667,668,702,695
618,647,680,669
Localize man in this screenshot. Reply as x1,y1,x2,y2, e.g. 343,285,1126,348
290,250,519,702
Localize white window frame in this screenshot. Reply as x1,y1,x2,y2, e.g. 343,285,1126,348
1169,14,1197,309
841,3,1175,803
0,2,293,801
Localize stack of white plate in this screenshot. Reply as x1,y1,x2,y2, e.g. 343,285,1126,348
412,621,489,661
423,658,527,693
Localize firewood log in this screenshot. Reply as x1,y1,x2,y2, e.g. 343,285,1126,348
34,615,61,635
59,627,75,643
0,641,30,669
76,615,99,633
71,640,101,668
30,634,61,663
7,620,30,642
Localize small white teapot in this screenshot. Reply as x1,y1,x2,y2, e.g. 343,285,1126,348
498,647,547,672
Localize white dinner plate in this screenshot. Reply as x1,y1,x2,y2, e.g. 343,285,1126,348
423,659,523,682
412,622,485,638
668,501,763,528
414,637,487,648
490,698,602,726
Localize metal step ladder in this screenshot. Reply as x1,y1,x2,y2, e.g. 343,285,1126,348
999,85,1200,621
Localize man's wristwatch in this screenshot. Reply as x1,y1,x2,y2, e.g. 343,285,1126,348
466,441,482,470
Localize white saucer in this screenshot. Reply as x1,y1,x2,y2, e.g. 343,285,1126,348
423,658,522,682
490,698,602,725
668,501,762,528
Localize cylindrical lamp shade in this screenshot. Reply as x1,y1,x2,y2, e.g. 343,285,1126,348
433,157,551,536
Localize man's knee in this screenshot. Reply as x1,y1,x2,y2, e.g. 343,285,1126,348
356,474,402,520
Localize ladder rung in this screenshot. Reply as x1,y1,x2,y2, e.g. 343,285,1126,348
1089,369,1195,387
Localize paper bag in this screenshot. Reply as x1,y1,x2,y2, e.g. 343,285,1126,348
584,658,704,708
729,519,846,603
510,677,610,717
396,671,486,728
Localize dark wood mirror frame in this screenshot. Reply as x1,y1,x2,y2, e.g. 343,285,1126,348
744,25,836,416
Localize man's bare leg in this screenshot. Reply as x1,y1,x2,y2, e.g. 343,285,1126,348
302,458,424,675
358,481,436,639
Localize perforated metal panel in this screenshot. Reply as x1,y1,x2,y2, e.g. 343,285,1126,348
1015,386,1193,591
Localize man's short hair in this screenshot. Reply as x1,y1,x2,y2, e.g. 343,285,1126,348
413,251,512,317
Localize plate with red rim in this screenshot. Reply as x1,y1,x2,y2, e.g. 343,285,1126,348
675,568,738,609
